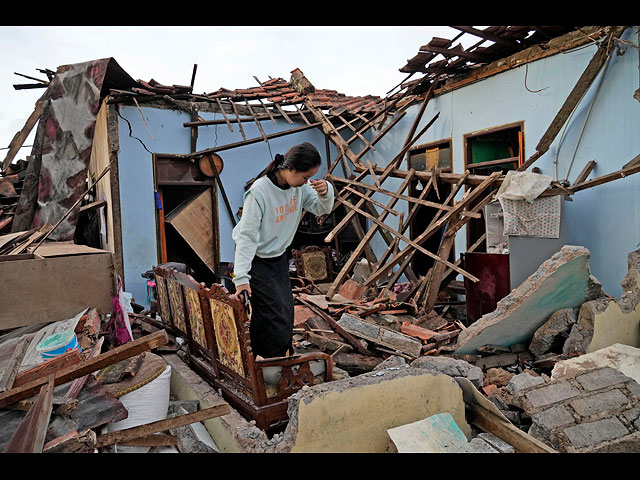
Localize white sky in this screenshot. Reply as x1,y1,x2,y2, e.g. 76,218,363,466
0,25,471,159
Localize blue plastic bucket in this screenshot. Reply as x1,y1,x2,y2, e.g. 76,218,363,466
36,330,79,360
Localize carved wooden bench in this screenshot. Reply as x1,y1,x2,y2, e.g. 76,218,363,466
153,265,333,431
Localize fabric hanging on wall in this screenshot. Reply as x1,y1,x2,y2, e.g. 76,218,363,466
25,58,139,241
499,195,562,238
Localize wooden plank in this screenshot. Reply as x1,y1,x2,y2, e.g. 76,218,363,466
186,121,322,158
0,330,168,408
296,297,371,356
340,185,399,216
324,112,441,244
327,174,479,215
8,222,52,254
572,160,597,186
43,429,96,453
229,101,247,141
13,349,84,388
3,374,55,453
214,98,234,132
273,102,294,124
1,93,45,173
335,194,477,282
569,159,640,193
470,404,557,454
327,170,416,298
0,336,30,392
351,110,408,165
94,403,230,448
244,99,269,142
338,114,375,151
118,433,179,447
65,336,104,400
257,98,278,124
422,218,459,311
363,171,501,287
165,188,216,272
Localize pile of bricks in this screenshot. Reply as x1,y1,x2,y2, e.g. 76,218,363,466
514,366,640,452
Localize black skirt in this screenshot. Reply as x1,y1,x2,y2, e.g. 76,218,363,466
248,253,293,358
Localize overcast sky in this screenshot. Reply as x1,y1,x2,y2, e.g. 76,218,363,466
0,25,470,159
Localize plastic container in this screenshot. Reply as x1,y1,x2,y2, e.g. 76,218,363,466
36,330,79,360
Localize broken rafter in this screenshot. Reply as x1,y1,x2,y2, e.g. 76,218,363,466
327,174,480,218
214,98,234,133
449,26,523,49
380,171,471,298
350,110,408,166
363,171,501,288
325,112,441,245
0,330,168,408
229,101,247,141
244,99,269,142
2,93,45,173
186,121,322,159
327,170,416,299
94,403,230,449
335,193,477,283
572,160,597,186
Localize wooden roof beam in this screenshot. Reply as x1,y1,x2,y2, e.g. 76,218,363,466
449,26,523,49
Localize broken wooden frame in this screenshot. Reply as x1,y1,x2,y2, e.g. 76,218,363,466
153,265,334,431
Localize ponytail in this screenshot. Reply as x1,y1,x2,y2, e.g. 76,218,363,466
244,143,321,191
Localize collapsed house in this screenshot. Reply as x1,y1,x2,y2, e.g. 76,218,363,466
1,25,640,453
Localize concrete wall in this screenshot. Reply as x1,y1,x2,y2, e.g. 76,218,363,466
360,27,640,297
116,104,337,303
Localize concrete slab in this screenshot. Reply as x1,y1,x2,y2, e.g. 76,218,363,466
456,246,603,355
551,343,640,385
582,297,640,354
163,354,271,453
564,248,640,355
338,313,423,358
277,368,470,453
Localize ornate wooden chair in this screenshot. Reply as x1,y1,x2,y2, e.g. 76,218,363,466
153,265,214,362
153,265,333,431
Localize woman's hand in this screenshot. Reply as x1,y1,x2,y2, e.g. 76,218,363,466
234,283,252,298
310,179,329,196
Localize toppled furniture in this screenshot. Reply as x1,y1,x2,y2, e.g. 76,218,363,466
153,266,334,431
292,245,334,283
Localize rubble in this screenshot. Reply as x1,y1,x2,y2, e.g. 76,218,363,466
1,25,639,453
456,245,604,355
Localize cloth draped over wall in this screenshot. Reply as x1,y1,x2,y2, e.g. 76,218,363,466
12,58,139,240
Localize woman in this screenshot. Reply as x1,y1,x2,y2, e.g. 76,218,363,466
232,142,334,358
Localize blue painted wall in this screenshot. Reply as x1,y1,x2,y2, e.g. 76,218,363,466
361,28,640,297
117,28,639,302
117,105,335,304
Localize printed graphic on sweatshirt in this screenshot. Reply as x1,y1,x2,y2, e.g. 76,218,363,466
275,196,298,224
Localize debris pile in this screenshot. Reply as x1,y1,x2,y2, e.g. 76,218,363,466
0,307,229,453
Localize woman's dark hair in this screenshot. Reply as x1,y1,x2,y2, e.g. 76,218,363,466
276,142,321,173
245,142,321,190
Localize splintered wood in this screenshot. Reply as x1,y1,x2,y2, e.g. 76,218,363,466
324,162,499,312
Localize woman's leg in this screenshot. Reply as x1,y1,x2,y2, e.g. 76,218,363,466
248,254,294,358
